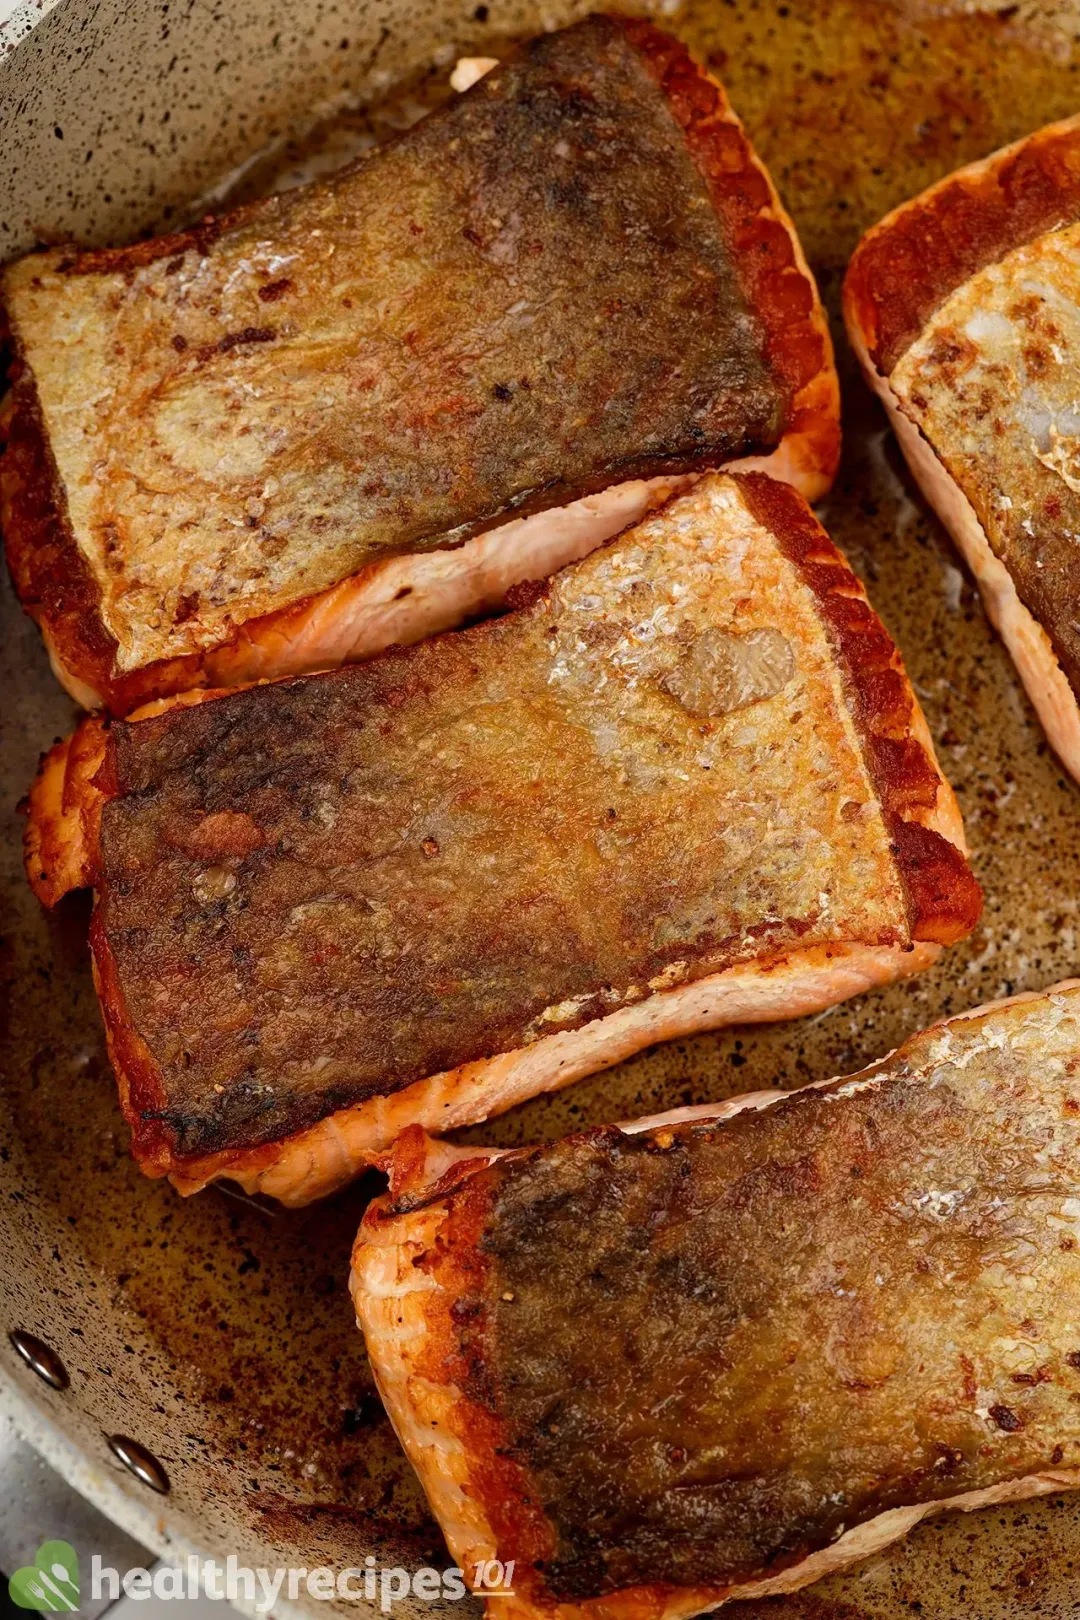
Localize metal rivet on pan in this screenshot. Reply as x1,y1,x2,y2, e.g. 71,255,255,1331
9,1330,70,1391
107,1434,170,1494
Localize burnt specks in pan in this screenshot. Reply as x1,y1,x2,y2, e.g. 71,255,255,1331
6,4,1080,1607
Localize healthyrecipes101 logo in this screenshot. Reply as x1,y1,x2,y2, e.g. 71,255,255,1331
8,1542,80,1611
8,1541,516,1613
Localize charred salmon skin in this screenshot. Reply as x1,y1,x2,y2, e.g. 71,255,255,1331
845,116,1080,782
0,15,838,715
351,983,1080,1620
23,473,978,1204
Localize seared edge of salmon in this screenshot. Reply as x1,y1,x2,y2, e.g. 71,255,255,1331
843,129,1080,782
615,17,839,505
847,321,1080,782
349,983,1080,1620
844,112,1080,378
1,18,838,716
12,468,697,714
162,942,939,1204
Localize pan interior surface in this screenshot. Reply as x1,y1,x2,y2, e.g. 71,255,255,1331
4,1,1080,1614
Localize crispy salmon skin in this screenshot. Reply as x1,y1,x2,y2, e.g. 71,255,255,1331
844,116,1080,781
23,473,977,1204
351,984,1080,1620
0,15,838,714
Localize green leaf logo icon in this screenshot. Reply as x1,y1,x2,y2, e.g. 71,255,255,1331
8,1542,79,1611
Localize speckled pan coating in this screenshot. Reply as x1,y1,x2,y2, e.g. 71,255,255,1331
7,2,1080,1618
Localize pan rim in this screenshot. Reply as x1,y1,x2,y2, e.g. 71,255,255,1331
0,1372,317,1620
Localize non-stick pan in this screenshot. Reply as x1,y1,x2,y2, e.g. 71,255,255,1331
4,1,1080,1614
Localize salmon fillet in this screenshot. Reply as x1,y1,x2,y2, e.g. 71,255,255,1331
23,473,978,1205
0,15,839,716
351,983,1080,1620
844,117,1080,781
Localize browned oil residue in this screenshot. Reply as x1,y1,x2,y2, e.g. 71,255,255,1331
6,4,1080,1616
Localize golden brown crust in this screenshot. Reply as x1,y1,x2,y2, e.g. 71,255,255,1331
843,123,1080,784
21,474,977,1186
1,17,837,714
360,1151,707,1611
152,939,941,1203
857,343,1080,785
843,113,1080,376
354,987,1080,1614
610,19,839,498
